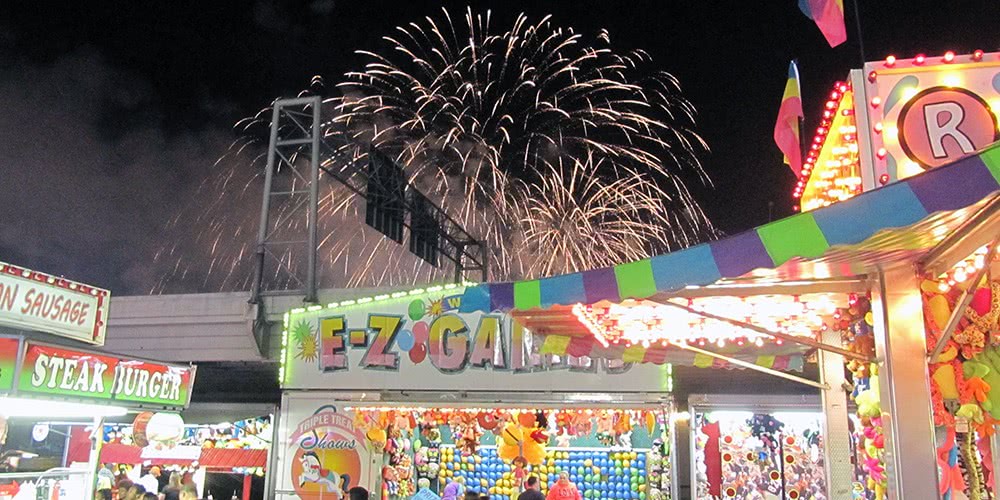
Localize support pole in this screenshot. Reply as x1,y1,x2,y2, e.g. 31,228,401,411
306,96,321,304
870,268,938,498
85,416,105,500
819,328,853,499
251,103,283,304
243,473,252,500
660,300,872,363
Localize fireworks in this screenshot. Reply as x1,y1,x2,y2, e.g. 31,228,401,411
152,9,715,294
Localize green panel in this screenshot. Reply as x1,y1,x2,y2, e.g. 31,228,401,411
756,212,830,265
0,337,18,392
514,280,541,310
981,145,1000,185
613,259,657,300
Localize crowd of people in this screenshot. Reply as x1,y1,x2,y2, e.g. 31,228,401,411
438,471,582,500
94,466,199,500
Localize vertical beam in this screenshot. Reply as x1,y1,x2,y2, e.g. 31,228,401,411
870,268,938,498
84,416,105,500
243,473,253,500
251,102,283,304
819,328,853,499
263,407,280,500
306,96,321,303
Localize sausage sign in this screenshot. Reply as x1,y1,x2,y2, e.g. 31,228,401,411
0,262,109,345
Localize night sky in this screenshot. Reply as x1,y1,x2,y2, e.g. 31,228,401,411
1,0,997,293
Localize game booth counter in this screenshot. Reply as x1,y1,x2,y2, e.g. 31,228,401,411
278,138,1000,500
0,262,198,500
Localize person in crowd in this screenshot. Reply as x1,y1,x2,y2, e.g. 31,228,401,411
115,479,134,500
347,486,369,500
142,493,158,500
546,472,581,500
126,484,147,500
95,489,112,500
463,492,479,500
517,476,546,500
178,485,198,500
441,476,465,500
161,472,183,500
137,466,161,494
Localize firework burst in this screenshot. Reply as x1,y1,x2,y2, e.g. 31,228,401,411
152,9,715,293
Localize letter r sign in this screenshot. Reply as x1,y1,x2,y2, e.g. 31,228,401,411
899,86,999,169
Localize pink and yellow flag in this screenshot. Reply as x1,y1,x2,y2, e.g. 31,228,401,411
799,0,847,47
773,61,804,177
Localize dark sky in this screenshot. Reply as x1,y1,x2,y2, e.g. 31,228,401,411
0,0,997,293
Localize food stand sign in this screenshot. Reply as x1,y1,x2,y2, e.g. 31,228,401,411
13,341,196,410
862,51,1000,184
0,262,110,345
282,286,672,393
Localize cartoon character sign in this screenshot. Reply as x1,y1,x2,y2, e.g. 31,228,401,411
289,406,367,499
298,451,351,495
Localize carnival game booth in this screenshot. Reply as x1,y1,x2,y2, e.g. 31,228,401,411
0,262,197,500
276,287,680,500
447,141,1000,500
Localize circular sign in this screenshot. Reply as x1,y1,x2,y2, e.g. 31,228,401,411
899,86,999,169
31,424,49,442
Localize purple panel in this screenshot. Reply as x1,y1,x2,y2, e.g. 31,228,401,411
582,267,621,303
489,282,515,311
709,230,774,278
906,155,998,213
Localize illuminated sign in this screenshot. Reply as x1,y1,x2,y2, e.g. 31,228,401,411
282,287,671,393
0,262,110,345
862,51,1000,183
898,87,998,169
1,339,196,410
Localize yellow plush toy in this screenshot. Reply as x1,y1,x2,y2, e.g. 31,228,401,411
497,414,547,466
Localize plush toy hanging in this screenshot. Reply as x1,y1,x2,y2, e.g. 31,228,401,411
497,412,547,466
745,414,784,449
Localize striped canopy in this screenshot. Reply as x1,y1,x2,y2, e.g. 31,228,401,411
461,143,1000,313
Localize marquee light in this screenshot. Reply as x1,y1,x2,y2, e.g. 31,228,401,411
795,81,862,210
572,295,841,348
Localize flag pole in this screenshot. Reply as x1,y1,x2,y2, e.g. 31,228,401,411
850,0,866,64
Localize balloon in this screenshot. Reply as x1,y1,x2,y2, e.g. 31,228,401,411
408,300,426,320
409,343,427,363
412,321,430,344
397,329,415,351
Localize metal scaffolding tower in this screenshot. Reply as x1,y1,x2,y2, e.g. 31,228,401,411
250,97,487,307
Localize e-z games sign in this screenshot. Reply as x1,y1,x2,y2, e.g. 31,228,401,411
282,287,669,393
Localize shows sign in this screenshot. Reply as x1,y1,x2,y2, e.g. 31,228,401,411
1,339,196,410
0,262,110,345
282,287,671,393
862,51,1000,184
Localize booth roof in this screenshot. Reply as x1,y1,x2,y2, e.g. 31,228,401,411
460,143,1000,313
